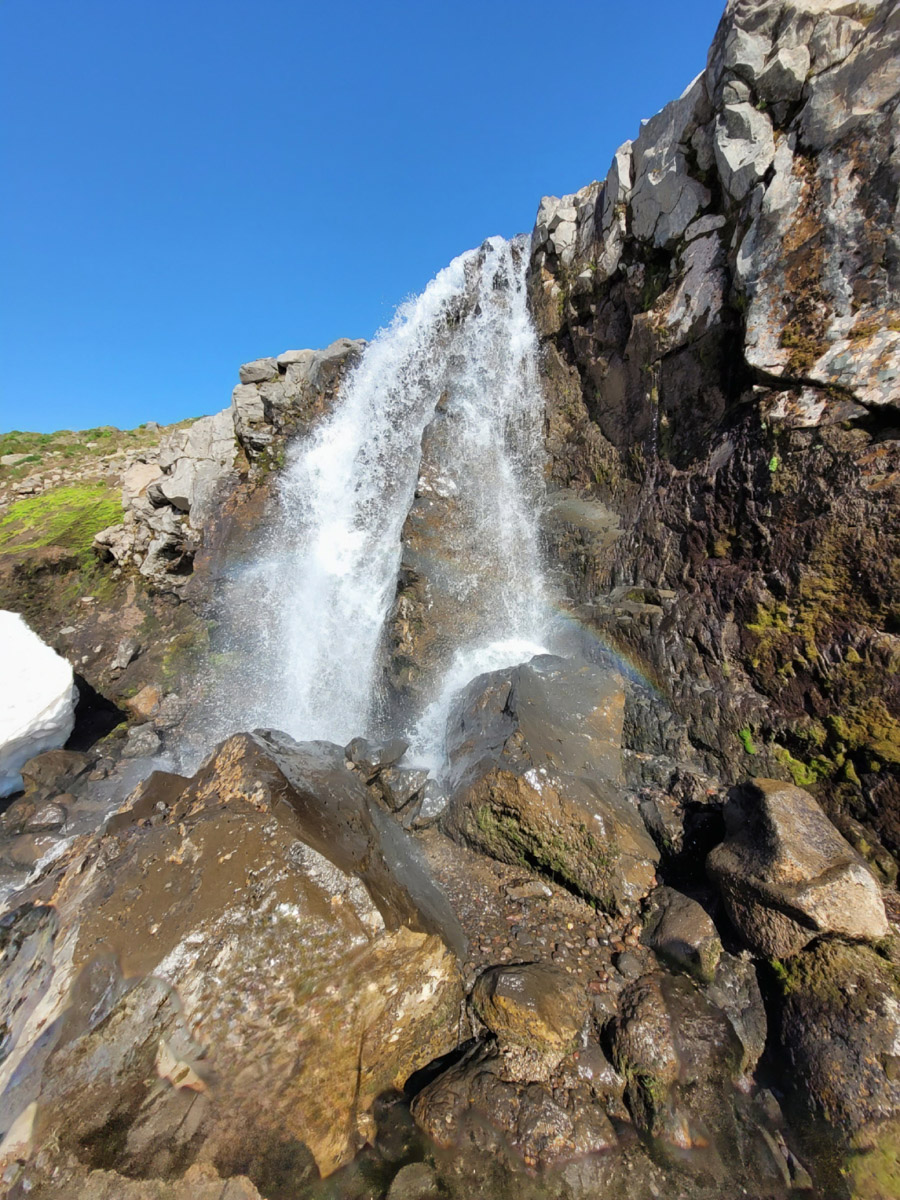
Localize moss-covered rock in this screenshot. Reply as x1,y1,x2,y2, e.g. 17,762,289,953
776,940,900,1141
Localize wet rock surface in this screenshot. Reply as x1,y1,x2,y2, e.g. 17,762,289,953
443,656,659,914
0,734,464,1189
471,963,590,1055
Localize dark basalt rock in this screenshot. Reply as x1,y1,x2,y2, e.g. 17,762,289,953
776,939,900,1141
442,656,659,915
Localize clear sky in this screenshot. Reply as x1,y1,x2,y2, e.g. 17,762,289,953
1,0,725,433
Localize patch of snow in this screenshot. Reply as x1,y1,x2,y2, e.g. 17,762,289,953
0,611,78,797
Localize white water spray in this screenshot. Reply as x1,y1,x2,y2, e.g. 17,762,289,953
209,236,551,767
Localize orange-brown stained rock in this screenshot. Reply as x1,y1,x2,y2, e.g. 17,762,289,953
471,962,589,1054
1,733,463,1180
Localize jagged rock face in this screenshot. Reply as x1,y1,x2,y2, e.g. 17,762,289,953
0,733,464,1187
231,338,365,459
528,0,900,864
442,656,659,915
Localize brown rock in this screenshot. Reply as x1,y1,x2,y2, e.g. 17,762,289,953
642,886,722,983
444,656,658,914
472,962,589,1054
0,732,465,1181
20,749,90,793
124,684,162,722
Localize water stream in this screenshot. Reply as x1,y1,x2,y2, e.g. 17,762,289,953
206,235,552,770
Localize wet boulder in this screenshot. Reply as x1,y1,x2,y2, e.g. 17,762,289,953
0,732,465,1182
776,939,900,1144
641,886,722,983
707,779,888,956
705,951,767,1078
345,735,409,782
471,962,590,1056
443,656,659,914
411,1043,618,1169
611,970,743,1143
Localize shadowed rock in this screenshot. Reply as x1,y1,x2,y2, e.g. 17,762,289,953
707,778,888,956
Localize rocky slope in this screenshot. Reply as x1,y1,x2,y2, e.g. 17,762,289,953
1,2,899,1199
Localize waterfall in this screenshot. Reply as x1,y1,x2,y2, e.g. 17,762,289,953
206,235,551,770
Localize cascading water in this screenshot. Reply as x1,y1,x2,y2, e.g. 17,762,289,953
205,235,552,771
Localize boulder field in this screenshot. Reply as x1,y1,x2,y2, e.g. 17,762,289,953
0,1,899,1198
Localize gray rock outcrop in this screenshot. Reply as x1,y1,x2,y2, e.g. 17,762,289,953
231,337,364,457
527,0,900,869
93,338,363,585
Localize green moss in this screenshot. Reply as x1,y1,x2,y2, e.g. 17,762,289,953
473,800,619,912
843,1127,900,1200
0,484,122,564
772,744,832,789
780,321,828,374
738,728,758,755
161,624,210,684
828,701,900,768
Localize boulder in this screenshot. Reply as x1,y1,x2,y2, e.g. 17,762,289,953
611,970,743,1141
776,939,900,1144
121,725,161,759
707,779,888,957
120,461,162,506
345,736,409,782
386,1162,440,1200
0,732,464,1181
705,951,767,1077
471,963,590,1055
5,1161,263,1199
124,684,162,722
411,1043,618,1168
444,655,659,914
238,357,278,384
642,886,723,983
19,749,90,794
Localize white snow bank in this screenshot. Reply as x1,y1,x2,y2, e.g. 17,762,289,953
0,611,78,797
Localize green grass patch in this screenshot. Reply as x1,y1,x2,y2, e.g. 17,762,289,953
0,484,122,562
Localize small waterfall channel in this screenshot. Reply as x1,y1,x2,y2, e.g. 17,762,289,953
211,235,552,771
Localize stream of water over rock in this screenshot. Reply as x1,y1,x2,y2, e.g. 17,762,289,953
207,235,552,769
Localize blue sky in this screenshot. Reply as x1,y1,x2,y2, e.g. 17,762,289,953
1,0,725,433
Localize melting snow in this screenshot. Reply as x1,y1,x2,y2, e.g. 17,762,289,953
0,610,77,797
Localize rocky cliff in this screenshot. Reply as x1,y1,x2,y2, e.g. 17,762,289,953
528,0,900,870
1,3,900,1199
